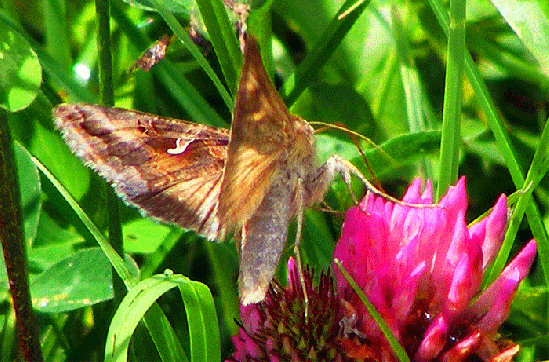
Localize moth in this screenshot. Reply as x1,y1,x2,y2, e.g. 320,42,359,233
130,34,172,72
54,36,373,304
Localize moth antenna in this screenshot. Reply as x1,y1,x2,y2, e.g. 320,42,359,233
314,125,332,134
310,121,376,148
315,122,384,190
310,121,398,193
310,122,438,210
348,131,382,191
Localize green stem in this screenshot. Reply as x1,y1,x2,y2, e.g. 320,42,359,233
485,115,549,286
281,0,372,106
335,260,410,362
428,0,549,321
436,0,465,199
148,0,233,109
95,0,125,303
0,109,43,361
95,0,114,106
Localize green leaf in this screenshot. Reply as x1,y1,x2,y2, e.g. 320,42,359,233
179,277,220,362
205,242,239,335
14,143,41,243
110,4,227,126
31,248,113,313
196,0,242,94
147,0,233,110
490,0,549,76
105,274,219,362
294,82,376,137
28,242,79,275
281,0,372,106
508,286,548,337
123,219,173,254
302,209,337,267
143,303,189,362
140,228,186,279
119,0,198,15
316,131,441,177
366,131,441,175
32,155,137,287
436,0,466,198
30,121,91,200
0,18,42,111
316,134,362,163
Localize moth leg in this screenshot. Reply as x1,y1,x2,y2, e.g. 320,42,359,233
309,155,437,208
293,178,310,320
304,155,362,206
334,160,359,204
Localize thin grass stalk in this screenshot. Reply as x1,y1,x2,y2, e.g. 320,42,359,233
485,115,549,288
196,0,242,94
436,0,465,199
281,0,372,106
335,259,411,362
95,0,126,304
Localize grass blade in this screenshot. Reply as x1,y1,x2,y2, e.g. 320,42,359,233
436,0,466,198
281,0,372,106
196,0,242,94
30,153,136,287
148,0,233,109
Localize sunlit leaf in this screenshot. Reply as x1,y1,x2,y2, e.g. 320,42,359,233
0,20,42,111
32,248,113,313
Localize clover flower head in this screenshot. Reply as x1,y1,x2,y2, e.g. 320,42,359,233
227,177,537,362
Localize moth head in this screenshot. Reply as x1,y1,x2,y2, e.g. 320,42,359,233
288,115,316,164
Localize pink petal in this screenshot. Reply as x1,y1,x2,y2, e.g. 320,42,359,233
439,177,468,222
466,240,537,332
416,315,449,361
483,195,508,268
440,331,482,362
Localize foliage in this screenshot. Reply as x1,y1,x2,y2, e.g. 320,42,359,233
1,0,548,360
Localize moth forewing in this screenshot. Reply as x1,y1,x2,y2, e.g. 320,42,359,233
53,103,229,240
218,36,294,229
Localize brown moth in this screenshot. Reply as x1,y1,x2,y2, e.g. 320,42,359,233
130,35,173,72
54,36,370,304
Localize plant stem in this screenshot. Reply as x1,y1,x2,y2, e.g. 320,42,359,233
0,109,43,361
95,0,125,303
